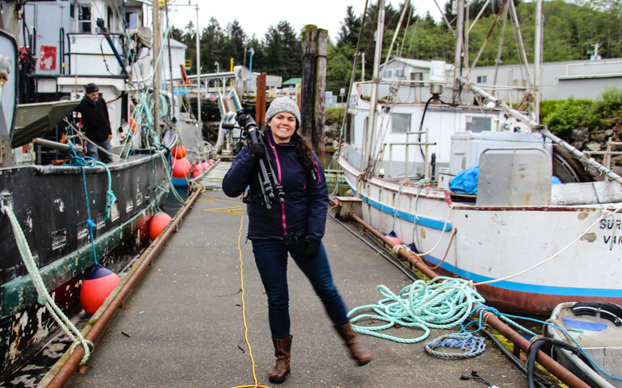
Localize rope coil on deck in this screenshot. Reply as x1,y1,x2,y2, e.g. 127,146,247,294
348,276,485,344
424,332,486,359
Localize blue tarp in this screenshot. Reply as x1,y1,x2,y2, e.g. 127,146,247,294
449,166,562,195
449,166,479,195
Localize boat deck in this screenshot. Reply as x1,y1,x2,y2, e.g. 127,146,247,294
63,162,527,388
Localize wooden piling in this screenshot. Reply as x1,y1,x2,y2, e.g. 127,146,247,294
301,25,329,167
301,25,318,140
314,29,328,167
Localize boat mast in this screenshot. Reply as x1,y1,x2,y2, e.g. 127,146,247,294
365,0,385,174
452,0,465,104
196,4,201,126
152,0,160,135
534,0,543,122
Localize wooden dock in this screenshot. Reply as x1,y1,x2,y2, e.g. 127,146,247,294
62,161,528,388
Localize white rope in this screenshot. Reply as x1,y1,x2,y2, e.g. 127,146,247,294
475,205,622,286
1,201,94,364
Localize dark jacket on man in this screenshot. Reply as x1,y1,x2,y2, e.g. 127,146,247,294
75,95,112,142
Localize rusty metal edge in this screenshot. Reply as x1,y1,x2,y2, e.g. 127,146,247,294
40,188,203,388
348,213,591,388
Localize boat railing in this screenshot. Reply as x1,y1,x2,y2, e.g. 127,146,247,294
583,140,622,182
383,128,437,180
63,32,126,77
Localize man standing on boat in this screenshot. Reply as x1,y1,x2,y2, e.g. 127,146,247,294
74,83,114,163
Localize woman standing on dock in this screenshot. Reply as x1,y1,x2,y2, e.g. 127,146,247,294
223,97,371,384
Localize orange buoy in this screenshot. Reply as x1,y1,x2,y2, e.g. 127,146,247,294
80,264,121,314
208,158,214,165
201,161,210,170
172,157,191,178
171,145,187,159
192,169,202,178
149,212,172,240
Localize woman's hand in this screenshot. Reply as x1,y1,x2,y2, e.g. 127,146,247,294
249,143,266,160
302,238,320,259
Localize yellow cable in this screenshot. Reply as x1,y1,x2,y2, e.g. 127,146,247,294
202,192,270,388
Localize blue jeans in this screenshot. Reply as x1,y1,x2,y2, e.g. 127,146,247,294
252,237,349,339
86,139,113,163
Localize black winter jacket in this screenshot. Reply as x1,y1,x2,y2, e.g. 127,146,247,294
222,129,328,245
75,95,112,142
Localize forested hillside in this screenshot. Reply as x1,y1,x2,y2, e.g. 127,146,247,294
170,0,622,95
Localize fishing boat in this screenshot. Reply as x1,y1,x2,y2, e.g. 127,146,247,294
337,0,622,314
546,302,622,388
0,0,203,380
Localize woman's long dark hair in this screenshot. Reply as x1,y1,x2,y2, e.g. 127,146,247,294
291,131,315,176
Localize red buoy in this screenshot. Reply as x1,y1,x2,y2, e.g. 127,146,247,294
201,161,210,170
172,157,191,178
208,158,214,165
149,212,172,240
80,264,121,314
192,169,202,178
171,145,186,159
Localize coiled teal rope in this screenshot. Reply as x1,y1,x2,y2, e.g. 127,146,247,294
348,276,485,343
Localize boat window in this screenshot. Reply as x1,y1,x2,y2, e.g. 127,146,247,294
396,68,404,78
410,72,423,81
392,113,411,133
383,70,392,79
79,5,92,33
477,75,487,83
125,12,138,29
465,116,492,133
345,113,353,144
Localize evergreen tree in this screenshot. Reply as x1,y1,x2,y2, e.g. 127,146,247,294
200,17,225,73
223,20,247,69
263,25,285,76
337,6,361,48
277,21,302,78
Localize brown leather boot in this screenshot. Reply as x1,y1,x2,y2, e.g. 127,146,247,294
269,335,292,383
334,322,372,366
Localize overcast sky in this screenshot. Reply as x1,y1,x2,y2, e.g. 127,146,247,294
166,0,448,43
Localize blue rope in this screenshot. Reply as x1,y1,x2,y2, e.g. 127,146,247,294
471,305,622,383
67,144,116,266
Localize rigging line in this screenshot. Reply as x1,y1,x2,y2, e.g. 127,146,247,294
469,0,508,73
468,0,492,34
475,206,622,286
508,0,533,91
433,0,455,33
397,4,413,59
493,2,510,87
407,15,420,58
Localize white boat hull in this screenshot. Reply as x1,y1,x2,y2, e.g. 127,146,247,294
339,157,622,314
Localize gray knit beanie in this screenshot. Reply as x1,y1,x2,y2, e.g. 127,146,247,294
265,97,301,129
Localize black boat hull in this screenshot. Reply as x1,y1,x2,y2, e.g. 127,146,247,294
0,152,168,380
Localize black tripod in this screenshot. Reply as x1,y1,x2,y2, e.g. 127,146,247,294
223,110,285,210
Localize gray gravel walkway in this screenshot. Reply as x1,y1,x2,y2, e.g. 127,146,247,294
66,163,528,388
